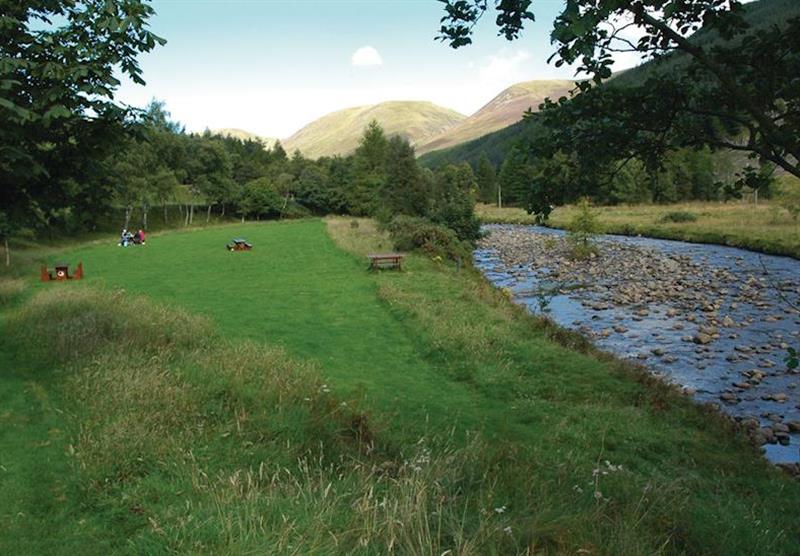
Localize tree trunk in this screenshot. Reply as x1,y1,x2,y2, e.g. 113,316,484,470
142,202,148,230
280,193,290,219
4,237,9,267
220,204,225,217
206,204,212,223
497,184,502,209
184,205,189,227
189,203,194,225
124,206,132,229
163,203,168,224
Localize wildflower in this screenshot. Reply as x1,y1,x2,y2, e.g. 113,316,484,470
494,505,507,514
503,526,513,535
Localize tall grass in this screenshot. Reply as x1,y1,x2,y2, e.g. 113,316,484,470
476,201,800,258
3,221,799,554
4,287,562,554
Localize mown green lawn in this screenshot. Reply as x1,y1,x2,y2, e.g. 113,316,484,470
54,220,485,436
0,217,797,554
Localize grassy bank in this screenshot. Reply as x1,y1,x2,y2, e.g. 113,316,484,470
1,219,798,553
477,201,800,259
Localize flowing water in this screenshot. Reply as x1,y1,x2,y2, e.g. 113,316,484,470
474,224,800,464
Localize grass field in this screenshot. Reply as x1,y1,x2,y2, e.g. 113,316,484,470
477,201,800,258
1,218,799,554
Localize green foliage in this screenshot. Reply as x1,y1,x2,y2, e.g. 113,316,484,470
775,179,800,221
475,153,497,203
348,120,388,216
387,215,469,261
567,197,599,259
0,0,165,234
295,164,341,214
377,136,429,222
438,0,800,181
498,146,533,206
430,163,481,241
238,178,284,219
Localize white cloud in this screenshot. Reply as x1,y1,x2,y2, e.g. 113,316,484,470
351,46,383,67
478,49,531,85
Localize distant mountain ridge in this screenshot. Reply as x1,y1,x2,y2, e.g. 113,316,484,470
418,0,800,169
416,79,574,155
212,128,277,147
282,101,466,159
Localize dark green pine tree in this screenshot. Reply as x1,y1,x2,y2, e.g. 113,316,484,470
430,163,480,241
475,153,497,204
349,120,388,215
498,147,532,206
379,136,429,220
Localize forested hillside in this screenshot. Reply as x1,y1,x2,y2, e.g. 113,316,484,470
421,0,800,209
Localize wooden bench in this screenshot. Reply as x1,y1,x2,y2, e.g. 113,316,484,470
368,253,404,271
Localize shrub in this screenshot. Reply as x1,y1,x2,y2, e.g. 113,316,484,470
775,178,800,221
280,201,312,219
660,210,698,223
387,215,469,261
567,197,599,259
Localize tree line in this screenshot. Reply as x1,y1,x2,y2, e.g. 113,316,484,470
113,106,481,242
436,0,799,219
0,2,479,264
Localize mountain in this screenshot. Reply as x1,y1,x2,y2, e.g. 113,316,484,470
213,128,277,147
419,0,800,170
416,80,573,155
282,101,466,159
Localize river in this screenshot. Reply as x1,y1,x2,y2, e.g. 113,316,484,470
474,224,800,464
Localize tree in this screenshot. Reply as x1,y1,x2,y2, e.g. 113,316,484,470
185,136,235,223
1,1,165,237
475,154,497,204
378,137,429,221
437,1,800,180
238,177,283,221
296,164,337,214
497,147,533,207
349,120,388,215
430,163,481,241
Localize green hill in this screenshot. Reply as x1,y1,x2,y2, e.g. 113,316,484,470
282,101,466,159
416,80,573,155
419,0,800,169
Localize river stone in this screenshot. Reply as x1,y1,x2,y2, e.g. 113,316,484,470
721,316,735,327
759,427,776,444
775,432,791,445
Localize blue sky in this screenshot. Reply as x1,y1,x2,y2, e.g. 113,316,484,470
116,1,638,138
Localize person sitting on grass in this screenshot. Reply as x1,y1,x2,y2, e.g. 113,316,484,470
119,228,129,247
137,229,146,245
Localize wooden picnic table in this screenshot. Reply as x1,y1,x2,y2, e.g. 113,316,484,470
367,253,404,271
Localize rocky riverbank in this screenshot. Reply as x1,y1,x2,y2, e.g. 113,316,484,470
475,225,800,465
